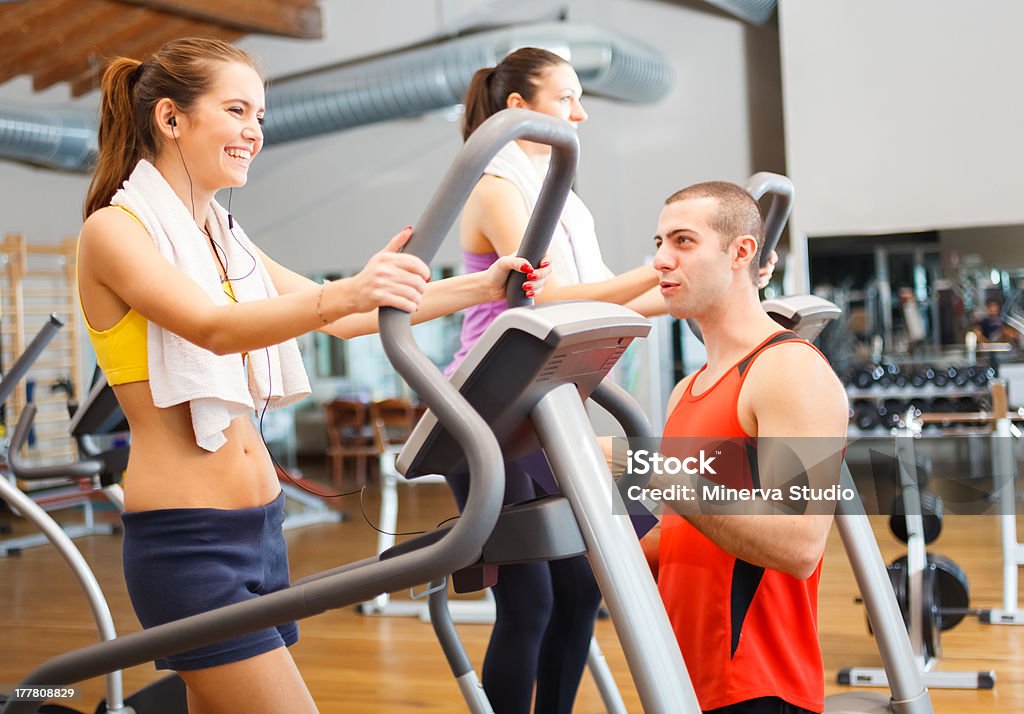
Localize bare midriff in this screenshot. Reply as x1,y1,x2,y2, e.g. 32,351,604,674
114,381,279,512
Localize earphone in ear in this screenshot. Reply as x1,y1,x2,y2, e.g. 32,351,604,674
168,116,177,127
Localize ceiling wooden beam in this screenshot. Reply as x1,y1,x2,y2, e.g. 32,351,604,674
0,0,75,48
0,1,112,85
114,0,322,39
31,5,155,91
67,18,243,96
0,0,65,30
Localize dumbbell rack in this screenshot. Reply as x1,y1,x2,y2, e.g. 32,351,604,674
846,362,992,438
980,383,1024,625
839,421,996,690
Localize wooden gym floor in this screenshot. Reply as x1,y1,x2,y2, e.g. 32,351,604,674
1,466,1022,713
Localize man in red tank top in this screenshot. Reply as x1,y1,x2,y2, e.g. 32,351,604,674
643,182,848,714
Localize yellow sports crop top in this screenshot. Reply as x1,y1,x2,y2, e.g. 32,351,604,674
80,206,237,386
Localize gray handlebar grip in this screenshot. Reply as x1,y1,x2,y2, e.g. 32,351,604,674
398,109,578,269
744,172,794,265
0,314,63,406
591,380,657,496
591,380,655,441
379,109,579,566
686,173,795,344
8,404,104,481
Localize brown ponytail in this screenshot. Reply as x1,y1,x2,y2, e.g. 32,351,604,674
461,47,568,141
85,58,144,219
84,37,261,219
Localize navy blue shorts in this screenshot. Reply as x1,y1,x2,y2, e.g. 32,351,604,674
120,491,298,671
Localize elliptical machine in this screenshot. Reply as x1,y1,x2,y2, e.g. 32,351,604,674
0,316,187,713
400,168,933,714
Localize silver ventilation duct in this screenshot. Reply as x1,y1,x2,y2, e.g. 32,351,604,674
0,105,98,172
0,22,672,173
262,22,673,144
701,0,777,25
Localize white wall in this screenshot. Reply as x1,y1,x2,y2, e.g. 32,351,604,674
779,0,1024,241
567,0,783,273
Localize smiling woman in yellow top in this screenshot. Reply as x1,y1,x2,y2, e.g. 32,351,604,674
77,37,549,714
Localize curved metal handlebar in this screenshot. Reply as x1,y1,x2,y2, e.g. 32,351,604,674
745,171,794,265
590,380,657,496
398,108,578,272
0,314,63,406
379,108,580,568
8,404,104,481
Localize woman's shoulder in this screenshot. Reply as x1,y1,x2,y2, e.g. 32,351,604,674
80,205,150,254
468,174,528,215
83,205,139,230
474,173,521,197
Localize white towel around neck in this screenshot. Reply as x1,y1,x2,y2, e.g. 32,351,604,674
111,159,311,452
485,141,607,285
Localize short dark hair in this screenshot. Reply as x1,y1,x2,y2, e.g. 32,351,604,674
664,181,764,281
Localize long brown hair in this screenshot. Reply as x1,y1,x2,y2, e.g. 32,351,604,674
84,37,261,219
461,47,567,140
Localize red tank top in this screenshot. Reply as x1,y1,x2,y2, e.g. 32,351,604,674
659,331,825,712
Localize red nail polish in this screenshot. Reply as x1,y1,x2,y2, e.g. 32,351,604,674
540,260,550,268
527,273,537,281
526,291,535,298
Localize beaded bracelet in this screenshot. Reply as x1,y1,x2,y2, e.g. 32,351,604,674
316,281,330,324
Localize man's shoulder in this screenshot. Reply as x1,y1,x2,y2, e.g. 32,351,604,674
748,341,842,396
753,338,830,374
742,340,848,434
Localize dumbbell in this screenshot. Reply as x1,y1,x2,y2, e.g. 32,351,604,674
953,366,973,388
853,400,880,430
880,363,906,388
972,366,996,386
873,364,892,388
910,366,934,388
852,367,875,390
931,368,952,387
879,398,907,429
905,397,930,416
889,490,944,544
